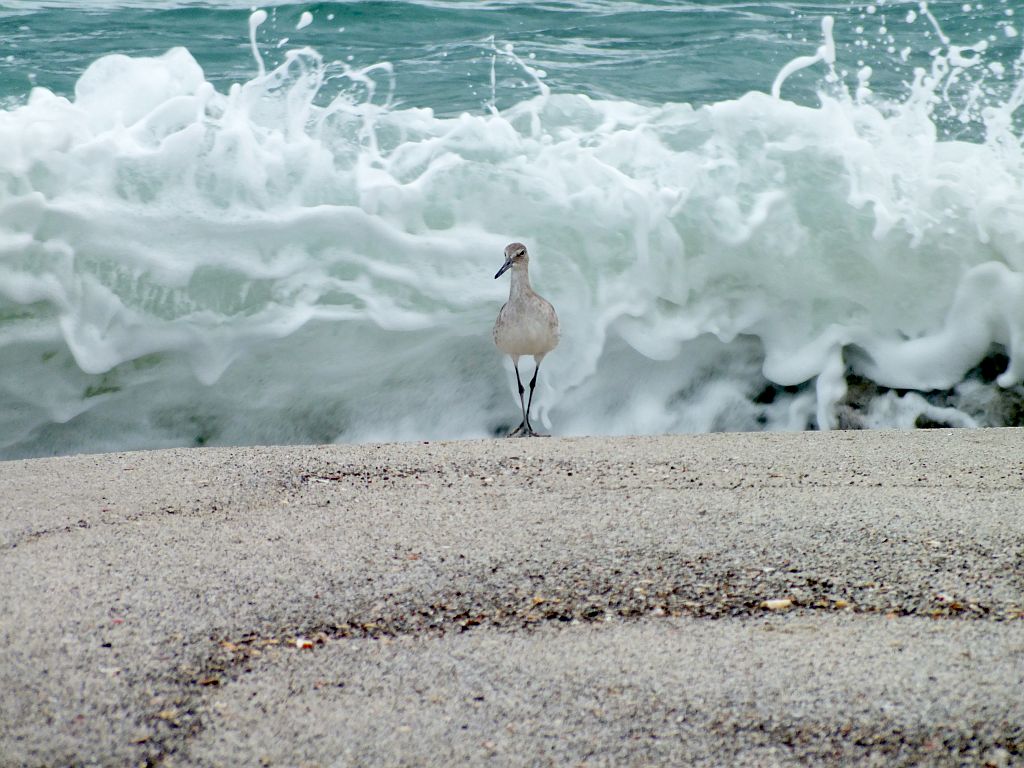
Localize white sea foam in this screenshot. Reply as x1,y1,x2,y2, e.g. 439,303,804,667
0,9,1023,456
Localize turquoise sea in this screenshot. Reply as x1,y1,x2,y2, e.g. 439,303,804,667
0,1,1022,458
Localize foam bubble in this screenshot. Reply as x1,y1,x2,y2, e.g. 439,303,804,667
0,7,1023,457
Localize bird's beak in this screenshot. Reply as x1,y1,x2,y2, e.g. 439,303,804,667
494,257,512,279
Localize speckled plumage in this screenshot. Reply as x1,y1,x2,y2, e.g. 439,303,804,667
493,243,559,437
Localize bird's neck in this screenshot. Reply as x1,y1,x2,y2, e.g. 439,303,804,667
509,262,531,297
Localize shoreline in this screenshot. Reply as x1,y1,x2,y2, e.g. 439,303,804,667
2,429,1023,765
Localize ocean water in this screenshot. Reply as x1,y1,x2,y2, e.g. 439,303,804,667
1,1,1023,458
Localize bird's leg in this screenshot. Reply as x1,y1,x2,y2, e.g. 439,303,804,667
509,360,528,437
524,361,546,437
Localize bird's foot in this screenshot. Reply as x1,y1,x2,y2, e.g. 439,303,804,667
506,421,551,438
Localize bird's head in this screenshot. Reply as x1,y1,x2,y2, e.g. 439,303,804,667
495,242,528,279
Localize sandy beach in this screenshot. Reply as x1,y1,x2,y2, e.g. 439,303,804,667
1,429,1023,766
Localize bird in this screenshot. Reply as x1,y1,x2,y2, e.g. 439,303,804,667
493,242,560,437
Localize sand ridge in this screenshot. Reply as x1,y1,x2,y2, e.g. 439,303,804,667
1,430,1022,766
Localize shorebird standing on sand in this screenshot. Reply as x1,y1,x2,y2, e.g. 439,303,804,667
493,242,560,437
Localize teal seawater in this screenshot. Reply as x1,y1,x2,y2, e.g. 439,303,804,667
0,1,1023,457
4,3,1022,122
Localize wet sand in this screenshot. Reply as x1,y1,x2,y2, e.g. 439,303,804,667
1,429,1023,766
